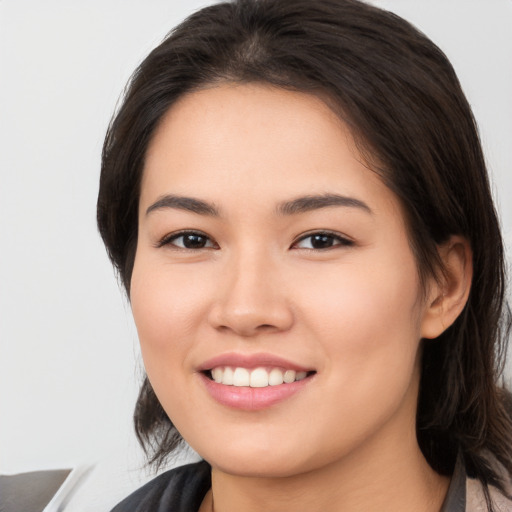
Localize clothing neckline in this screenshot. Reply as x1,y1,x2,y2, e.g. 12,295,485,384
111,457,468,511
441,454,466,512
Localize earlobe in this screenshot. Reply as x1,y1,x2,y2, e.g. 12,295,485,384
420,236,473,339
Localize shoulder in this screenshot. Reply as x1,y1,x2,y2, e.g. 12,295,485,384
465,454,512,512
443,453,512,512
466,478,512,512
110,460,211,512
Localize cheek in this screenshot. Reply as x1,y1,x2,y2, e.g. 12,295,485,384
130,255,210,367
293,256,423,451
298,252,423,372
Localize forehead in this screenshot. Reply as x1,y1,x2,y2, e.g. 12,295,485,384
144,83,353,170
141,83,398,219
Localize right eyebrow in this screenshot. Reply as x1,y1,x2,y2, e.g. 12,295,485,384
146,195,220,217
276,193,372,216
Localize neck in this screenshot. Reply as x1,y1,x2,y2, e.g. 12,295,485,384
201,409,449,512
207,446,448,512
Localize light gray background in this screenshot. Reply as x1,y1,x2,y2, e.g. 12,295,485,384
1,0,511,474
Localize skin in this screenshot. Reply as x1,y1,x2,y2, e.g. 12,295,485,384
131,83,472,512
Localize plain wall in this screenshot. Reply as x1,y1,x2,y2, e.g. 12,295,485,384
1,0,511,474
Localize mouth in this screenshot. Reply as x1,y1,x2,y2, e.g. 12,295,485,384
204,366,315,387
198,353,316,410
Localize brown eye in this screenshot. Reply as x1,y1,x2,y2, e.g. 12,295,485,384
159,231,217,249
293,232,353,250
179,233,209,248
309,234,336,249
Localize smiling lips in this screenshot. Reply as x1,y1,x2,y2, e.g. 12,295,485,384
199,354,315,410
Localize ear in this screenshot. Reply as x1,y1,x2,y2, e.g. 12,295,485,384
420,236,473,339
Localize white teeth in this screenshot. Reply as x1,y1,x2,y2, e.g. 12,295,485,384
212,367,223,383
250,367,269,388
268,368,284,386
233,367,250,387
209,366,310,387
283,370,296,383
223,366,234,385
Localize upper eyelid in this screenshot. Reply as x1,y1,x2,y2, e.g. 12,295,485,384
292,230,353,245
156,229,217,248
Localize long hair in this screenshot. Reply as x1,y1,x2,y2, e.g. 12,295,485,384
97,0,512,505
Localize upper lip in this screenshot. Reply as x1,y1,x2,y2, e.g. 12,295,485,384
198,352,313,372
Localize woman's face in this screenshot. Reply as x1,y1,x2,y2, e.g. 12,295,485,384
131,84,435,477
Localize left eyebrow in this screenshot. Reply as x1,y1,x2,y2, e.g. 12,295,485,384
276,194,373,216
146,194,220,216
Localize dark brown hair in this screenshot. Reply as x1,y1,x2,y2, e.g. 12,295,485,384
97,0,512,506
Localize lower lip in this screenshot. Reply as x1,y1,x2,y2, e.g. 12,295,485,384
200,373,313,410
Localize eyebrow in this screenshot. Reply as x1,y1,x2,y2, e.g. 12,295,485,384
146,193,372,217
146,195,220,216
276,194,372,216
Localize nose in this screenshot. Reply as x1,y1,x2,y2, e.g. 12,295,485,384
207,249,294,337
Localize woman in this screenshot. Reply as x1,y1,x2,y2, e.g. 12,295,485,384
97,0,512,510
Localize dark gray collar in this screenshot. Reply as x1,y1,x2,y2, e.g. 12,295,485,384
441,454,466,512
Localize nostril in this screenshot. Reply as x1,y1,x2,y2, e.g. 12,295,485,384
259,324,278,330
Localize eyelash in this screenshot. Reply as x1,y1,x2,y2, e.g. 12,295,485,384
156,230,354,251
291,230,354,250
156,230,218,250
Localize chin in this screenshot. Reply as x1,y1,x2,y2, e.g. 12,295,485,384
209,454,307,479
196,437,327,479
